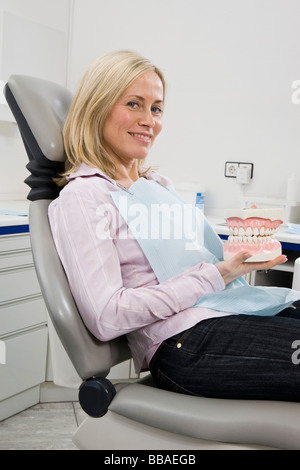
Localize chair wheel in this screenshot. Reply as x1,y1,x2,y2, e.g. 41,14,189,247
79,377,116,417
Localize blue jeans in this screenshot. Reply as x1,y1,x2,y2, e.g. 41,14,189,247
149,308,300,401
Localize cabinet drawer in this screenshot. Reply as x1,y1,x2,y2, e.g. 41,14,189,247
0,234,31,253
0,327,48,401
0,266,41,304
0,296,47,337
0,250,33,270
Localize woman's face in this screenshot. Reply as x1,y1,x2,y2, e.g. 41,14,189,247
102,71,164,166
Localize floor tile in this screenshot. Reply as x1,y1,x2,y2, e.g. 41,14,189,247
0,402,79,450
73,401,88,426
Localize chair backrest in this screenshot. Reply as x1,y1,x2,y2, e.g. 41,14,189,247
4,75,131,380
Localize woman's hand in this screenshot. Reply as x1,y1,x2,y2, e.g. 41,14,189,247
215,251,288,286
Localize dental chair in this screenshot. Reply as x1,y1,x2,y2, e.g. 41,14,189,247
5,75,300,450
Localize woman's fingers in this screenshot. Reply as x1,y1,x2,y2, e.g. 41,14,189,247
239,254,288,272
216,252,288,285
219,251,252,275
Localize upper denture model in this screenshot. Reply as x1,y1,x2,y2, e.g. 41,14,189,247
223,207,284,262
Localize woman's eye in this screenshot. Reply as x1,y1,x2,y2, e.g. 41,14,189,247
152,106,163,114
128,101,138,109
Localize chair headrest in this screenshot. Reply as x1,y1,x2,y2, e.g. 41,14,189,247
5,75,73,200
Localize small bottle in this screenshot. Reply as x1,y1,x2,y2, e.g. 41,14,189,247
195,192,205,213
286,174,299,201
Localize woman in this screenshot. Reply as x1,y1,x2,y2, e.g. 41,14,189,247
49,50,300,401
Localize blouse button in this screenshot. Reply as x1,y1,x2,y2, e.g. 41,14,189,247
177,343,182,349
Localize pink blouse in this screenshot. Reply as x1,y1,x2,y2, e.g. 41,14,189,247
48,163,230,372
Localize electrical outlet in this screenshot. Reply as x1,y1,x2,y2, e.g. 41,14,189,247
225,162,239,178
239,163,254,179
225,162,254,179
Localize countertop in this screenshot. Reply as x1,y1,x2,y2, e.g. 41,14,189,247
0,200,29,227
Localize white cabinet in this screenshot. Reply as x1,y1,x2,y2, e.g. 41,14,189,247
0,232,48,421
0,228,139,419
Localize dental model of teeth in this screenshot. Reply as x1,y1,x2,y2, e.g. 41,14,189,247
223,206,284,262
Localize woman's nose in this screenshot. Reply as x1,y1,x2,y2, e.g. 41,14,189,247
138,109,155,128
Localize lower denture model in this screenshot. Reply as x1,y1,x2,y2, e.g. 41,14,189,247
223,206,284,262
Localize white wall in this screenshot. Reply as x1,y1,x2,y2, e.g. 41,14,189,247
0,0,71,200
1,0,299,215
69,0,300,218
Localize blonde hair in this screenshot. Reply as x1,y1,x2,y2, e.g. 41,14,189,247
56,50,166,186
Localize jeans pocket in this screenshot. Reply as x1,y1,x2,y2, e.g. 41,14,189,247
156,369,200,396
172,325,197,349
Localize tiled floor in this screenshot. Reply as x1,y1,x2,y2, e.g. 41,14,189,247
0,402,85,450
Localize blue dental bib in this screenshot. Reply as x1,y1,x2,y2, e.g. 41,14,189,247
111,178,300,316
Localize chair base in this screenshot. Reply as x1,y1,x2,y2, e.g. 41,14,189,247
73,411,271,450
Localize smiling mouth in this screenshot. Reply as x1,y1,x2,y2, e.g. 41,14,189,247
129,132,152,142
